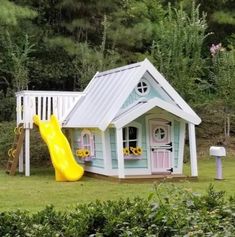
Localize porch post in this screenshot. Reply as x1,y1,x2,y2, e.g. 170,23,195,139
188,123,198,177
102,129,112,175
25,128,30,176
116,128,125,178
18,147,24,173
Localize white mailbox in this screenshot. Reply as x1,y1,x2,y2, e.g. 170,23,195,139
209,146,226,180
209,146,226,157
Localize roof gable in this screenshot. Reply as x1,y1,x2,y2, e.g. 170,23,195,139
63,59,201,130
121,70,182,111
63,61,147,130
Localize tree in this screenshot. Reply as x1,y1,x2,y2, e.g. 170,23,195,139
149,2,210,103
196,0,235,46
0,0,36,26
0,0,36,121
11,0,122,91
3,33,35,91
107,0,165,62
0,0,36,90
210,44,235,138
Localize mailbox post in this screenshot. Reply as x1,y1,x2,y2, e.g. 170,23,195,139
209,146,226,180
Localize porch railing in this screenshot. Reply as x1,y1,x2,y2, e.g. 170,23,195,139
16,90,84,128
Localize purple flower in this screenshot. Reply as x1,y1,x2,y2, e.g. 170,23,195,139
210,43,224,57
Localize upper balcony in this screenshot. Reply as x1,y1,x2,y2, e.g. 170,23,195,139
16,90,84,128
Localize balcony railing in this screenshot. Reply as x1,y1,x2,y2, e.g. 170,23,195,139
16,90,84,128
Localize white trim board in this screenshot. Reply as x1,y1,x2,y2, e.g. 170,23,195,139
112,97,201,129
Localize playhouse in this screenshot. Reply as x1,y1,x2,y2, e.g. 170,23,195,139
15,59,201,179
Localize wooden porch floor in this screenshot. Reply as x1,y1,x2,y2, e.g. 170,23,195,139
85,172,198,183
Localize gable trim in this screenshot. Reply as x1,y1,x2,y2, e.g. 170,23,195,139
144,59,199,118
112,97,201,129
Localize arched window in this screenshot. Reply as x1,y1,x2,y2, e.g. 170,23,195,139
81,129,95,156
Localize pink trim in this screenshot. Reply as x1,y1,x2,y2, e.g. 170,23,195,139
80,129,95,156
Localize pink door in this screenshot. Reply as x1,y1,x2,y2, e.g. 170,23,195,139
149,119,172,173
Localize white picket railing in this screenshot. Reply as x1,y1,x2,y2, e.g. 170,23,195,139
16,90,84,128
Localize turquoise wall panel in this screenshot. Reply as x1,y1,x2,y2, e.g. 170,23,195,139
122,83,163,109
71,128,104,169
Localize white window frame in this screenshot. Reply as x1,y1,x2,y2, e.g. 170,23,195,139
135,78,150,96
122,122,142,149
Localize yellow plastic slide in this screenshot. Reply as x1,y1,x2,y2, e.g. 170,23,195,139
33,114,84,181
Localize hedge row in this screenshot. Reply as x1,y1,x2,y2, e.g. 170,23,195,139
0,185,235,237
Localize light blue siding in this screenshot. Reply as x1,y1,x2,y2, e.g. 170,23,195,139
122,83,163,109
71,128,104,169
110,115,148,169
173,120,180,169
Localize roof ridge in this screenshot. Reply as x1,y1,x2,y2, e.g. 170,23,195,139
96,60,144,78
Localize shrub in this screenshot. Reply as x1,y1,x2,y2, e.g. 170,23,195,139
0,185,235,236
0,121,15,167
0,91,15,122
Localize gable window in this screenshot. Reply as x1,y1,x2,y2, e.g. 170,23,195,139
122,122,142,154
135,78,150,96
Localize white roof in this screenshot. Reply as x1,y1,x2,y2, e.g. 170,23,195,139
63,58,201,130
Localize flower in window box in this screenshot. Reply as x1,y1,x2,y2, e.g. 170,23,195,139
130,147,142,156
130,147,138,156
136,146,142,155
76,149,90,158
123,147,130,156
84,149,90,157
76,149,84,157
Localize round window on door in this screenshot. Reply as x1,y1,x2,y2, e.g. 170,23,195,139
153,126,166,142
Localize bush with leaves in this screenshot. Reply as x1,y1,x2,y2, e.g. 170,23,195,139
0,184,235,236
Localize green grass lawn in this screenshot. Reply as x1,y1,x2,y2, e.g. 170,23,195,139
0,157,235,213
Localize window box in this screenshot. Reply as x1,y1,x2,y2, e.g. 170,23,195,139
82,156,93,162
77,156,93,163
124,155,142,160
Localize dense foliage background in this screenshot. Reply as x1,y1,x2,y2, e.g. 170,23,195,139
0,0,234,164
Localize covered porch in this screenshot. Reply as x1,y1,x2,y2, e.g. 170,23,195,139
111,98,199,179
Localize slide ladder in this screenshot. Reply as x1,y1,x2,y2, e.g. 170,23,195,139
34,115,84,181
6,123,25,175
